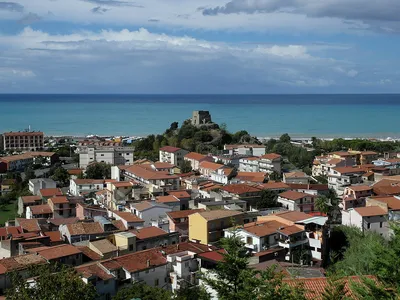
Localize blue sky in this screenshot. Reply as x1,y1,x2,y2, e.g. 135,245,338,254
0,0,400,93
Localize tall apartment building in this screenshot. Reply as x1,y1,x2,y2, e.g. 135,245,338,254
1,131,44,151
78,146,134,168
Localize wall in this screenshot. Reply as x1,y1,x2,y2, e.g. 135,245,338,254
188,214,208,244
132,264,168,288
133,206,172,227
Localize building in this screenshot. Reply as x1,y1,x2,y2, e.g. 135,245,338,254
166,209,204,242
191,110,212,126
224,144,266,156
233,172,268,184
159,146,189,166
59,222,107,244
130,226,180,251
342,206,389,238
29,178,57,196
32,244,83,266
0,152,58,172
26,204,53,219
69,179,113,197
156,195,181,211
188,210,244,245
1,131,44,151
287,183,330,196
76,203,108,220
277,191,317,213
220,183,263,208
210,167,234,184
106,181,135,211
78,146,134,169
184,152,212,170
366,195,400,222
239,157,260,172
111,211,145,230
259,153,282,174
328,167,366,196
283,172,310,184
17,195,42,216
341,185,373,210
48,196,74,219
199,161,225,177
131,201,172,227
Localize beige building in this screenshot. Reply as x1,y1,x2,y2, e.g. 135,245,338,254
159,146,189,166
1,131,44,151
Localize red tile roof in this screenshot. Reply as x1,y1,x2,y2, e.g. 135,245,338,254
15,218,41,232
36,244,81,261
68,169,84,175
260,153,281,160
112,220,127,231
274,211,312,222
132,201,154,212
77,246,102,261
354,206,387,217
243,220,287,237
108,249,167,273
76,263,114,280
368,196,400,210
185,152,207,161
49,217,79,226
43,231,63,243
130,226,168,240
199,161,224,171
235,172,267,183
287,183,329,191
0,254,47,275
112,181,134,188
167,190,191,199
153,162,175,169
277,225,304,236
279,191,313,201
49,196,69,204
167,209,205,220
160,146,182,153
21,195,41,204
0,226,23,238
156,195,180,204
67,222,104,236
348,185,372,192
221,183,262,195
197,249,226,262
29,204,52,215
125,165,180,180
39,188,63,197
259,181,291,190
73,179,105,185
113,211,144,223
332,166,367,174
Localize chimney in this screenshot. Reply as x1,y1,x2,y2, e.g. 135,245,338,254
176,244,179,250
146,259,150,267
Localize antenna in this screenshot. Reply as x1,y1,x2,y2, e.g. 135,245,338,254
29,125,31,132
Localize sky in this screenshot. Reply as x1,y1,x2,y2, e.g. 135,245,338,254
0,0,400,94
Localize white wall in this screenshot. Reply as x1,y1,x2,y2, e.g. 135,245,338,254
132,264,168,288
133,206,172,227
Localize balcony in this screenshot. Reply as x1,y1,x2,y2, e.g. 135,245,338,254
278,237,308,248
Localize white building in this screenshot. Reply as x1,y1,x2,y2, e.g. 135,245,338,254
29,178,57,196
342,206,389,238
283,172,310,184
277,191,316,213
131,201,172,227
184,152,213,170
210,168,234,184
259,153,282,174
159,146,189,166
78,146,134,169
224,144,266,156
239,157,260,172
69,179,108,196
328,167,365,196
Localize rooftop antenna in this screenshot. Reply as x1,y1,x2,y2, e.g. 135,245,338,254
29,125,31,132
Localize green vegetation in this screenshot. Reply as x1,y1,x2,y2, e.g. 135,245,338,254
179,160,193,173
134,121,261,160
52,167,70,186
6,264,97,300
312,137,400,153
256,189,278,209
85,162,111,179
0,201,18,226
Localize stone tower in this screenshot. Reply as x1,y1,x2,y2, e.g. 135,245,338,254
191,111,212,126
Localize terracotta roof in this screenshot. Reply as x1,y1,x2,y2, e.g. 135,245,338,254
332,166,366,174
369,196,400,210
90,239,118,254
279,191,313,201
112,181,133,188
330,151,356,157
274,211,312,222
107,249,167,273
49,196,69,204
68,169,84,175
0,152,54,162
326,158,343,165
195,210,243,221
167,190,191,199
167,209,205,220
39,188,63,197
113,211,144,223
153,162,175,169
49,217,79,226
67,222,104,236
260,181,291,190
15,218,40,232
284,172,308,178
112,220,127,231
287,184,329,191
77,246,102,261
243,220,287,237
236,172,267,183
76,262,114,280
21,195,41,204
221,183,262,195
43,231,63,243
372,179,400,195
130,226,168,240
160,146,182,153
132,201,154,212
162,242,216,255
354,206,387,217
199,161,224,171
185,152,207,161
29,204,52,215
363,171,374,178
348,185,372,192
197,250,226,262
125,165,179,180
156,195,180,204
73,179,105,185
0,254,47,275
260,153,281,160
36,244,81,261
284,275,377,300
278,225,304,236
0,226,23,238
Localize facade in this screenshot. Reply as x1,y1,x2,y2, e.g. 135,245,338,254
78,146,134,169
131,201,172,227
277,191,316,213
0,152,57,172
191,110,212,126
1,131,44,151
239,157,260,172
188,210,244,245
166,209,204,242
283,172,310,184
159,146,189,166
342,206,389,238
59,222,107,244
199,161,224,177
106,181,135,210
69,179,109,197
341,185,373,210
29,178,57,196
26,204,53,219
210,168,234,184
259,153,282,174
224,144,266,156
184,152,212,170
17,195,42,216
328,167,366,196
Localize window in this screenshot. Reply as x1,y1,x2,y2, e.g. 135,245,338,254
100,154,104,156
367,223,371,229
129,244,134,251
104,280,109,285
155,279,159,286
380,222,383,228
246,236,253,244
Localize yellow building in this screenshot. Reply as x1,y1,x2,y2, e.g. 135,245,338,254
107,231,136,256
188,210,243,245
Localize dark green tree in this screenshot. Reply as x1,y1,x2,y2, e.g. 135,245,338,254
279,133,291,143
179,160,193,173
256,189,278,209
174,284,211,300
113,282,172,300
350,276,399,300
6,264,97,300
52,167,70,185
314,195,331,215
321,276,349,300
269,171,281,181
85,162,111,179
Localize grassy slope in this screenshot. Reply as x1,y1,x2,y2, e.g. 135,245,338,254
0,201,17,225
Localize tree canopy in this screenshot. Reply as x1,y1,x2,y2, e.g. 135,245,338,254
85,162,111,179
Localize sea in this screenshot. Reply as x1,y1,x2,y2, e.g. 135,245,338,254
1,94,400,139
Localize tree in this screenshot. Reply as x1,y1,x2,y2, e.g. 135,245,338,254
113,282,172,300
321,276,349,300
24,166,35,181
269,171,281,181
174,284,211,300
314,195,331,215
180,160,193,173
6,264,97,300
256,189,278,209
350,276,399,300
52,167,70,185
85,162,111,179
279,133,291,143
170,121,179,131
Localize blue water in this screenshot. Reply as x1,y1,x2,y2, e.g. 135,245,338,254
0,94,400,138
